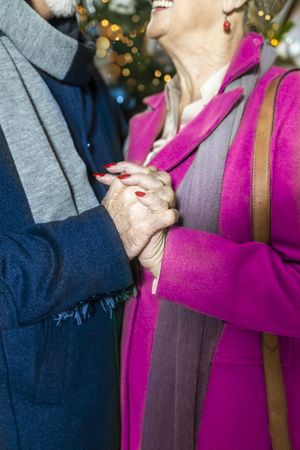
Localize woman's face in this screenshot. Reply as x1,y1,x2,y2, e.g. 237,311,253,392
147,0,222,43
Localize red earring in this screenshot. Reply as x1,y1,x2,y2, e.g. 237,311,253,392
223,13,231,32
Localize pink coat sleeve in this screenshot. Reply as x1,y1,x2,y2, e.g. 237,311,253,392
156,228,300,337
156,72,300,338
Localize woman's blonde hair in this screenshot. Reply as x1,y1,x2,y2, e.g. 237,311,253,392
246,0,289,32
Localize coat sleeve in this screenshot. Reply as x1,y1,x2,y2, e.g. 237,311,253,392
0,206,133,328
156,72,300,338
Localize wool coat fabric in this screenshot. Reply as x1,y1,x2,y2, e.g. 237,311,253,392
121,32,300,450
0,2,133,449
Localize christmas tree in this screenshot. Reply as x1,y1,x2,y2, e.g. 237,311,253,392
77,0,174,115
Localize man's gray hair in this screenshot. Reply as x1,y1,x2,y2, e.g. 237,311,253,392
43,0,77,18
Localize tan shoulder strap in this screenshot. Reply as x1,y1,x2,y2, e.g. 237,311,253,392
252,74,292,450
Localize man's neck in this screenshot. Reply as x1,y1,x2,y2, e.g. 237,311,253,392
27,0,54,20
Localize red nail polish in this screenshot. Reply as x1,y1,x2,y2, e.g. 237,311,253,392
93,173,105,177
104,163,117,169
118,174,131,180
135,191,145,197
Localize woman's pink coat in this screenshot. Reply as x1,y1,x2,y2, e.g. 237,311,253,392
121,33,300,450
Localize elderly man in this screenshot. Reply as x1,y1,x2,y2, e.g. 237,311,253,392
0,0,176,449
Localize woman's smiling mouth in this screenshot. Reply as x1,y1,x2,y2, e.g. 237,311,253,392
152,0,173,11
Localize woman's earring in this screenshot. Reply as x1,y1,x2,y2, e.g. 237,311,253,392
223,13,231,32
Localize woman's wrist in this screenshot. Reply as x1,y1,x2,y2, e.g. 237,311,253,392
139,231,166,276
149,261,162,279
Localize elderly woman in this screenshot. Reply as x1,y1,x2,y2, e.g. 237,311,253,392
98,0,300,449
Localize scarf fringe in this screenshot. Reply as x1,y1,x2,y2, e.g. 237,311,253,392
54,286,136,327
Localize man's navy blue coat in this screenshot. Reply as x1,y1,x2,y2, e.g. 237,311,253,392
0,14,133,450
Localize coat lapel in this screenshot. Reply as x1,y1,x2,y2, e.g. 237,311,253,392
127,88,244,171
150,88,244,172
127,93,166,164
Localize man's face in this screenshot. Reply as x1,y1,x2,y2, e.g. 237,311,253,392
43,0,76,18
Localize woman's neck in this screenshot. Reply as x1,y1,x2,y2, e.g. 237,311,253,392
161,23,245,113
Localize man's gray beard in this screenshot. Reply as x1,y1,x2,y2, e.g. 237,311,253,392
43,0,77,18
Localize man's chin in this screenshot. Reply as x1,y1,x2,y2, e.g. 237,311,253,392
43,0,77,18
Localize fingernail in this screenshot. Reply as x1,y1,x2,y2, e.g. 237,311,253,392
93,173,105,177
135,191,145,197
104,163,117,169
118,174,131,180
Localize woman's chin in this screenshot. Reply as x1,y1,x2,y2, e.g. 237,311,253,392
147,9,173,40
147,28,167,41
147,23,171,41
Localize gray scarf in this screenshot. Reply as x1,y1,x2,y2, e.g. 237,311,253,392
0,0,99,224
142,44,276,450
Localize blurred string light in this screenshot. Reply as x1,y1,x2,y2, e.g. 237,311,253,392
276,0,300,67
252,10,277,47
256,0,297,47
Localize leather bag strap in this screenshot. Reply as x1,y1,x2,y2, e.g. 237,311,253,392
252,74,292,450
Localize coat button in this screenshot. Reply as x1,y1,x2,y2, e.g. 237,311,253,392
87,142,94,152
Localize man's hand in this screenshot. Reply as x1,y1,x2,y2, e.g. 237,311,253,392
97,162,178,261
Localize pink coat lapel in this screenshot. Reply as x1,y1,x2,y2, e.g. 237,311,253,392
127,92,166,164
219,32,263,94
127,88,244,173
150,88,244,172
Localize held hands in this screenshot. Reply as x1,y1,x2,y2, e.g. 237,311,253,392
95,162,178,276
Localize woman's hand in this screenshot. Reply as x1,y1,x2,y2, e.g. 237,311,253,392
97,162,178,262
135,175,175,278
